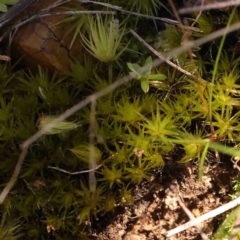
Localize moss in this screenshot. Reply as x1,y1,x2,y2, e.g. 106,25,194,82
0,1,240,239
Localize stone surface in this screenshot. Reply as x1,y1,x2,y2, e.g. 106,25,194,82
11,0,88,72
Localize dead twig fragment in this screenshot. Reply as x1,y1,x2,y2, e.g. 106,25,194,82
79,0,202,33
0,55,10,61
0,148,28,204
179,0,240,14
0,0,36,28
88,100,97,192
130,29,196,78
173,186,208,239
167,195,240,237
39,10,115,18
48,164,102,175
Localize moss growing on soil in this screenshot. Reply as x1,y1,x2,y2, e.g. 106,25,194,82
1,1,240,239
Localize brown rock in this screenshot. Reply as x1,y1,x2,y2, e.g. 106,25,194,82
11,0,89,72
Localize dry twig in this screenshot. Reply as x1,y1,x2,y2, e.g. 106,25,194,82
179,0,240,14
78,0,202,33
130,29,196,78
48,164,102,175
167,195,240,237
173,187,208,239
88,100,97,192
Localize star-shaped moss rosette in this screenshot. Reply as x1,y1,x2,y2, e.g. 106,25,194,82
81,15,128,63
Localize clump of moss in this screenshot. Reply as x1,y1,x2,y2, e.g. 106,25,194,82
0,1,240,239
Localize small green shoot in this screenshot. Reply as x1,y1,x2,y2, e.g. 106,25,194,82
0,0,19,12
127,56,167,93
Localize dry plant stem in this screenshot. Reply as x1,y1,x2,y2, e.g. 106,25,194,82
0,10,115,42
176,195,208,239
130,29,196,78
167,0,196,64
7,26,20,59
191,0,204,27
230,212,240,239
179,0,240,14
167,195,240,237
169,0,211,123
167,0,200,79
1,20,240,205
168,0,182,25
89,100,97,192
0,0,200,42
182,0,204,37
79,0,202,33
163,80,185,100
0,0,37,28
48,164,102,175
78,0,122,10
0,55,10,61
158,21,240,66
44,0,72,11
0,148,28,204
39,10,115,18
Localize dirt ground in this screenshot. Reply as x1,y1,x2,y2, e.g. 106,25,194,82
86,156,239,240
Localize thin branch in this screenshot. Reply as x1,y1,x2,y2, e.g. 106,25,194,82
0,0,200,42
44,0,72,11
167,195,240,237
156,21,240,69
190,0,204,28
39,10,115,17
130,29,196,78
0,55,10,61
176,194,208,240
0,10,114,42
0,0,37,28
179,0,240,14
48,164,102,175
88,99,97,192
0,148,28,204
230,212,240,239
78,0,122,10
78,0,202,33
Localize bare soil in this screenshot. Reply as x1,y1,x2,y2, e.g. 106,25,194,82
87,158,239,239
